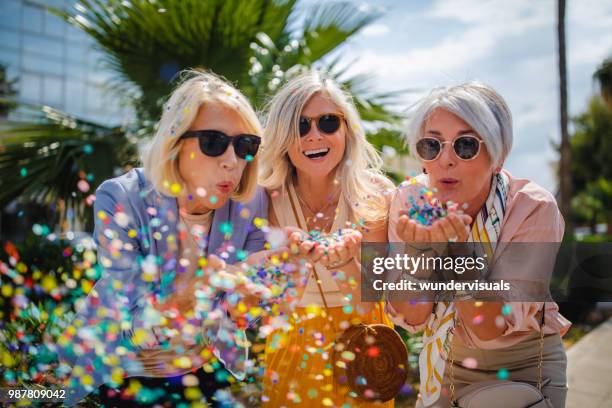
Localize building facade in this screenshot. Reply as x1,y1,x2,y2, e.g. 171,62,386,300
0,0,131,124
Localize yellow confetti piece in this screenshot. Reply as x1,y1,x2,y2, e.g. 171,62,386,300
81,279,92,294
105,355,120,367
322,397,334,406
16,262,27,273
127,379,141,395
305,304,321,316
184,387,202,400
173,356,192,369
475,301,483,307
127,229,137,238
41,275,57,292
1,350,15,367
253,217,267,228
81,374,94,386
189,152,195,160
170,183,182,195
97,210,107,220
111,368,124,385
132,329,150,346
1,285,13,297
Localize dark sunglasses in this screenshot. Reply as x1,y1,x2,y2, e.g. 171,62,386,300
180,130,261,160
416,135,485,161
299,113,344,137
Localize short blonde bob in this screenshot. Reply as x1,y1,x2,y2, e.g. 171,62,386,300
259,70,393,226
141,69,262,202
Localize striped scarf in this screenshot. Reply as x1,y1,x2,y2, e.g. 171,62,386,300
419,172,509,406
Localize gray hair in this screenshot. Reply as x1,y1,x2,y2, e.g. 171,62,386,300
404,81,513,167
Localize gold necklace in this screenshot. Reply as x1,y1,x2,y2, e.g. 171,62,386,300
295,188,339,232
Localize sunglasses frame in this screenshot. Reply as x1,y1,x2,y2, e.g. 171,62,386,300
416,135,485,162
299,113,345,137
180,129,261,160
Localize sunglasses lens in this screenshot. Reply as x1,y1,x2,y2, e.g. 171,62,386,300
234,135,261,159
199,132,229,157
454,136,480,160
317,114,341,134
299,117,311,136
416,138,441,161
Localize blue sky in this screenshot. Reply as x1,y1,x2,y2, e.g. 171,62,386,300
319,0,612,193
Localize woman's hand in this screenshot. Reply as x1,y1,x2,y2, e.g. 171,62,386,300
286,228,362,269
316,229,362,269
396,213,472,244
429,213,472,243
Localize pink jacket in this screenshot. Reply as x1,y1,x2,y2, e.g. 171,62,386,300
388,170,571,349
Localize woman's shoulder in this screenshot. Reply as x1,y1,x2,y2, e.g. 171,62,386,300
502,171,564,240
97,167,149,197
505,171,558,213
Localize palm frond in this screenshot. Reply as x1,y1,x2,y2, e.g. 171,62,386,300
299,2,380,63
0,103,135,223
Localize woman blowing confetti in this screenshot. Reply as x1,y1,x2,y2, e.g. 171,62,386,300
387,82,570,407
258,71,396,407
56,70,271,406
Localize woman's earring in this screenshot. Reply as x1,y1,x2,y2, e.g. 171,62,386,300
422,168,427,174
494,167,501,175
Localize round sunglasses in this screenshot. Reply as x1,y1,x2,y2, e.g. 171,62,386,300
416,135,485,161
299,113,344,137
180,130,261,160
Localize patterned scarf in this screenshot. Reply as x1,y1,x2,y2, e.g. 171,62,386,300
419,172,509,406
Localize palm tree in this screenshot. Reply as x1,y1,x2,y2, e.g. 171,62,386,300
557,0,573,237
0,63,18,118
0,0,404,228
594,57,612,108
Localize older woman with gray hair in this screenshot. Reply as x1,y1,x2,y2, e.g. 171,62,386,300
387,82,570,407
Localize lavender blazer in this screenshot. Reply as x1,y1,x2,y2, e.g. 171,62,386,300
59,168,268,404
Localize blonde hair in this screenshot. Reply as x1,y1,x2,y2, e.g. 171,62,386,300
259,70,393,226
141,69,262,202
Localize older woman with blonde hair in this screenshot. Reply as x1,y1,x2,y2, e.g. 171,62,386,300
57,70,270,406
387,82,570,407
258,71,396,407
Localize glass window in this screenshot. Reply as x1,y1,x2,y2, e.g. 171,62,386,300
65,61,86,80
23,53,64,76
22,4,43,34
23,34,64,59
0,47,20,68
86,49,103,67
65,42,87,64
64,79,85,116
44,11,65,38
86,84,103,111
42,76,63,107
0,0,21,31
0,28,20,51
20,72,42,102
